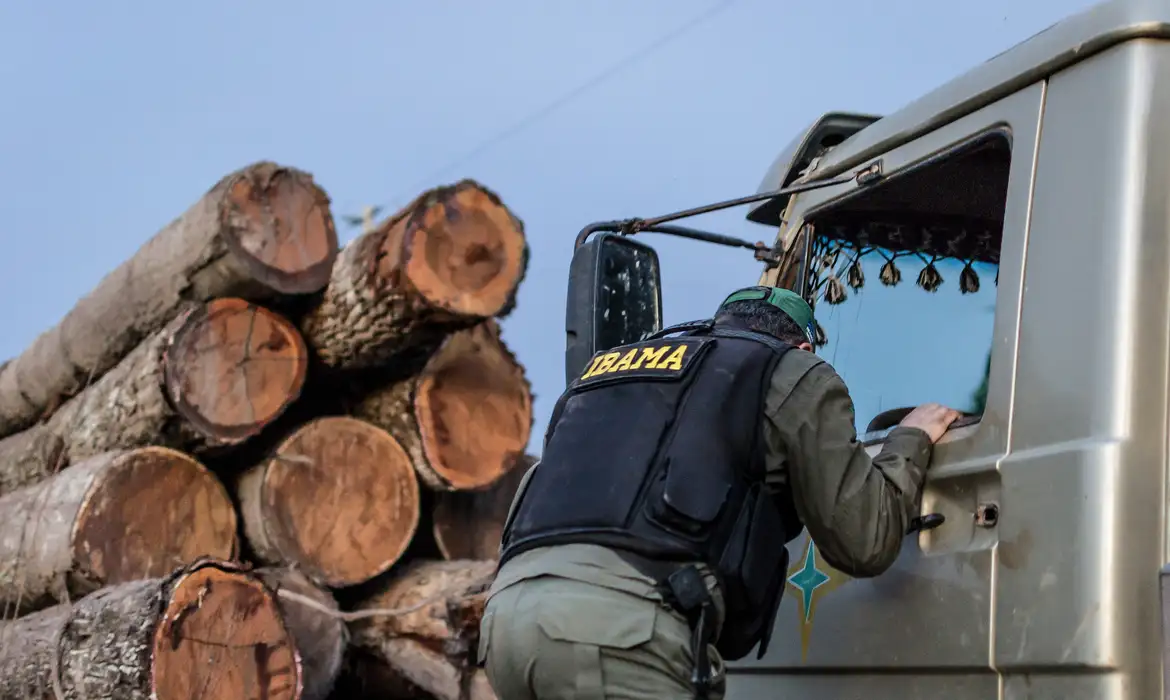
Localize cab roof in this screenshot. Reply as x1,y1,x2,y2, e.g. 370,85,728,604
752,0,1170,223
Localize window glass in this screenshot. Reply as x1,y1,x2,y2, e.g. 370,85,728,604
801,133,1009,434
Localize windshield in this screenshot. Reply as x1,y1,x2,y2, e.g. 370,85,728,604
798,132,1008,434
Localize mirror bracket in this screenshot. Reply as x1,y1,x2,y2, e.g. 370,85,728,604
563,159,886,385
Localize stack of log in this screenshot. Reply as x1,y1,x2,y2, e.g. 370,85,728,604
0,161,536,700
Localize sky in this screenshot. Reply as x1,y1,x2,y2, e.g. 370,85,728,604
0,0,1096,454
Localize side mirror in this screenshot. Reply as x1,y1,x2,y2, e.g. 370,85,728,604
565,233,663,384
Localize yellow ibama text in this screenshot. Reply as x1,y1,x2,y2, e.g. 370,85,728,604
580,344,688,380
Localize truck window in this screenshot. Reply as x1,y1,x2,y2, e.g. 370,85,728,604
801,132,1009,433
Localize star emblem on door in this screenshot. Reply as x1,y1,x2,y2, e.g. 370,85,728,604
785,537,853,661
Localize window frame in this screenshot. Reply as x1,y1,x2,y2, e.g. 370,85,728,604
804,128,1010,443
769,81,1045,467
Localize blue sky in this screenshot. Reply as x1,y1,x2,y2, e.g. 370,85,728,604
0,0,1093,452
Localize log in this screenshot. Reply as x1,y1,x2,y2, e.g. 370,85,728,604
353,321,533,491
300,179,528,370
333,648,497,700
0,162,337,439
0,558,304,700
432,454,534,560
347,559,498,700
329,649,432,699
235,416,421,588
0,298,309,495
258,568,348,700
0,447,237,616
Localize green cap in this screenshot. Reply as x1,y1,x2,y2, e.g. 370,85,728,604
717,286,816,344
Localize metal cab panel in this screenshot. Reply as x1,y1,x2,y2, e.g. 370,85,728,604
729,80,1044,684
793,0,1170,183
993,39,1170,692
732,5,1170,700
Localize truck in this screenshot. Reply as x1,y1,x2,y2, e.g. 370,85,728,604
562,0,1170,697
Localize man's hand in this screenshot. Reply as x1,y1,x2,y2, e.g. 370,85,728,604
898,402,962,443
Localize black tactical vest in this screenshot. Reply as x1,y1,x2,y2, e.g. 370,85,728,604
498,319,804,661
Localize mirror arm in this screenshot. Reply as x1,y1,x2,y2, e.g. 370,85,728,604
635,224,762,251
575,222,782,264
575,159,884,264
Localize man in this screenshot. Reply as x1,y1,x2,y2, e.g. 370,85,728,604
478,285,961,700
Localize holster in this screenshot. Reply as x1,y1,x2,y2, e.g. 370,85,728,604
658,565,716,700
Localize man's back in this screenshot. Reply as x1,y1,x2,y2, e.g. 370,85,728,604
479,289,956,700
482,345,935,699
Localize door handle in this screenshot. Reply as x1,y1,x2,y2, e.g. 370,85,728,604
906,513,945,535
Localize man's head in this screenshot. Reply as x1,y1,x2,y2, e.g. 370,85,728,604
713,286,816,352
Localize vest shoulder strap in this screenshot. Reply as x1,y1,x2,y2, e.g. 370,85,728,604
646,318,715,339
708,327,794,355
648,318,796,357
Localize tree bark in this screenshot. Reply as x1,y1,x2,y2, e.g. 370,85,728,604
235,416,421,588
329,649,436,699
333,647,497,700
352,321,532,491
347,559,497,700
0,447,237,617
257,568,348,700
0,162,337,440
0,298,309,495
0,558,304,700
300,179,529,370
433,454,534,560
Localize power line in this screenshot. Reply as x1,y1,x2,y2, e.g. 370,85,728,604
349,0,738,226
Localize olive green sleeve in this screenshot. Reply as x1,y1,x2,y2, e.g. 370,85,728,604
763,355,933,578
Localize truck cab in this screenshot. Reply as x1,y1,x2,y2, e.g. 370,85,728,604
565,0,1170,696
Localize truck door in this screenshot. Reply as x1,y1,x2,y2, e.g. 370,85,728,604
728,81,1044,699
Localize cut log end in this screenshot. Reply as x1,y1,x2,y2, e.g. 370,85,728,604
151,562,302,700
393,181,527,318
165,298,308,444
222,163,340,294
260,417,420,587
73,447,237,587
416,323,532,490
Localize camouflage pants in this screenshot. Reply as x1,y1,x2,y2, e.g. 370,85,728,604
479,576,726,700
